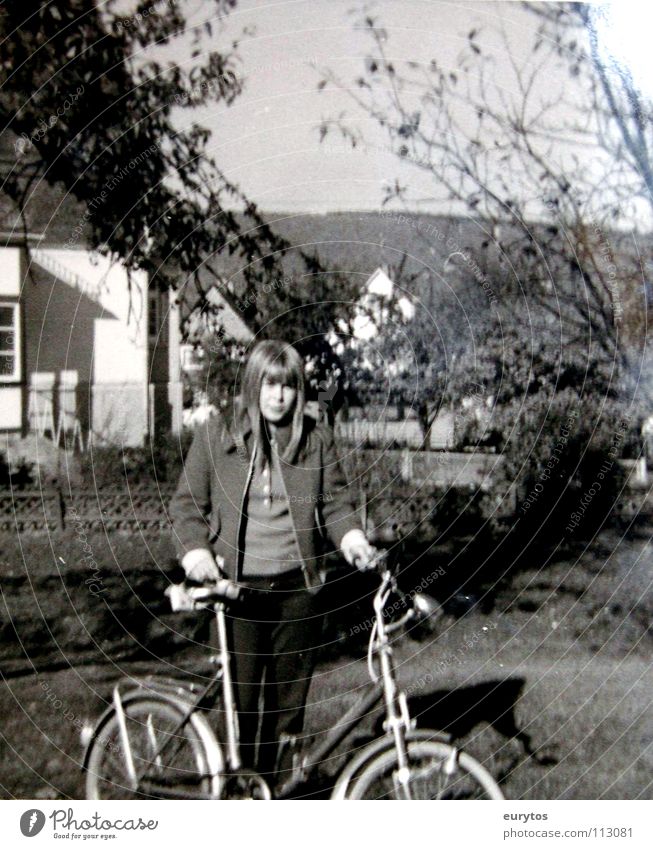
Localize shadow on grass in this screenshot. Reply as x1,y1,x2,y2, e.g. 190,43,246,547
319,505,653,662
292,676,558,799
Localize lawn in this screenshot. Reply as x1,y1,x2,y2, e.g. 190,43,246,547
0,522,651,799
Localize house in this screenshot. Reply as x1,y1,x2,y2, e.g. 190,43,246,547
0,202,495,449
0,194,182,448
186,211,490,448
335,264,454,449
346,266,415,342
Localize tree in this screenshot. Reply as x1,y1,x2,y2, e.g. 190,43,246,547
1,1,278,309
185,266,359,415
530,2,653,353
533,3,653,221
339,248,494,443
316,3,649,538
317,4,652,392
0,0,360,366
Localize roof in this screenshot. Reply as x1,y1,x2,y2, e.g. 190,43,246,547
183,287,254,343
0,182,92,252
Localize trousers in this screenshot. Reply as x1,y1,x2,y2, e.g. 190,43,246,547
224,573,322,778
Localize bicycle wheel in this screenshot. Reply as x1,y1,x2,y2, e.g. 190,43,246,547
85,697,217,799
345,740,504,799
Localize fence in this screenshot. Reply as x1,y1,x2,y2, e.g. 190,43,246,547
0,486,176,533
22,378,183,452
0,448,502,534
0,457,648,535
0,484,453,536
336,412,455,449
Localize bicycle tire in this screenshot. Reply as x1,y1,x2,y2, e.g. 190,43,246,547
344,740,504,799
85,696,220,799
330,729,451,799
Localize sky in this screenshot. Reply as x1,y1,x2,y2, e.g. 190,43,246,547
151,1,651,215
159,0,551,212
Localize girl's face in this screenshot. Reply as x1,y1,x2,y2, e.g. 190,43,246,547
259,375,297,423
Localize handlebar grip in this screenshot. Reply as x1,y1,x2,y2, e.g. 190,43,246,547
210,578,241,601
166,579,241,611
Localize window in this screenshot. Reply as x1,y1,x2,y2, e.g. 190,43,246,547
0,302,19,382
148,288,167,340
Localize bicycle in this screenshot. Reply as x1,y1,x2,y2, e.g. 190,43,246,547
82,552,504,800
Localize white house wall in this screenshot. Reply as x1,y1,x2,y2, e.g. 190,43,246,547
31,249,149,446
0,248,22,431
167,294,183,434
0,248,21,296
0,386,22,429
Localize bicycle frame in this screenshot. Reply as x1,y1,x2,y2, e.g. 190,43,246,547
277,568,447,798
214,600,241,772
275,672,385,797
86,566,448,799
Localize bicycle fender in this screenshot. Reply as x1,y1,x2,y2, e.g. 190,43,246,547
113,675,207,705
330,729,450,800
82,680,195,770
81,687,224,796
81,686,195,771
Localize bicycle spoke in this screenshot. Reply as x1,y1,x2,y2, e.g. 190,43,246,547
86,699,214,800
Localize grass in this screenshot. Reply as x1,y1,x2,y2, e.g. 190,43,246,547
0,522,651,799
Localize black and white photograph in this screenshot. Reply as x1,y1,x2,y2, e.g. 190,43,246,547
0,0,651,831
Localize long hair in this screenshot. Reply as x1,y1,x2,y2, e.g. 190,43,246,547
237,339,306,466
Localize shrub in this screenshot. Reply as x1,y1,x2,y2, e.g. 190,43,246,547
79,429,193,488
0,452,35,488
469,389,631,542
338,444,497,547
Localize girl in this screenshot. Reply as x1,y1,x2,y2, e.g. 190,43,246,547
170,339,375,779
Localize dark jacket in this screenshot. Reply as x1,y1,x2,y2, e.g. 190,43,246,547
169,408,362,590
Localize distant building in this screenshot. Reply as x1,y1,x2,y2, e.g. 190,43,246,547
0,211,182,447
179,285,254,379
347,266,416,342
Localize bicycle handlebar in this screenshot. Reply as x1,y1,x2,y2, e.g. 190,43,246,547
166,550,391,615
166,579,241,611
